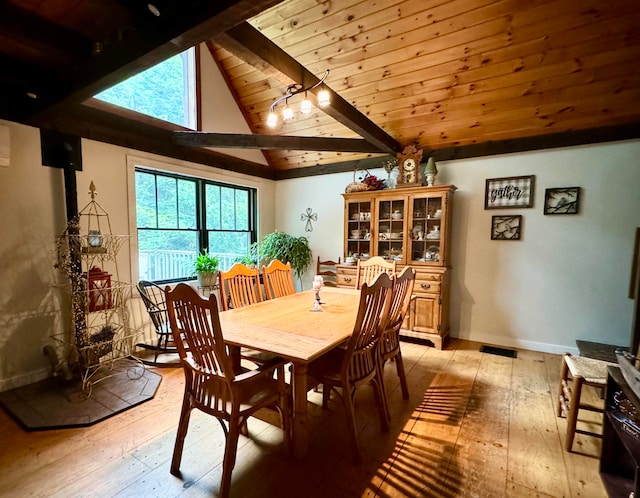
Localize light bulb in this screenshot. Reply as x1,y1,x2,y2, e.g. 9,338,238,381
266,111,278,128
317,88,330,107
300,97,312,114
283,104,294,121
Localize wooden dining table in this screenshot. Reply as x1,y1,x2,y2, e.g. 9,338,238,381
218,286,361,460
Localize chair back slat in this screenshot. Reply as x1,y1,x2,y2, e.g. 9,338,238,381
165,283,234,383
382,267,416,358
389,266,416,332
317,256,341,287
343,272,393,384
355,256,396,289
263,259,295,300
219,263,262,310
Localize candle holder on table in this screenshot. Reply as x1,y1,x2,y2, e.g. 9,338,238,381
311,275,324,311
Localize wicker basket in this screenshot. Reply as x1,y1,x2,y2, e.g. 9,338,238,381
345,170,370,193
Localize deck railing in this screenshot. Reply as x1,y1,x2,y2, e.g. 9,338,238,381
138,250,243,281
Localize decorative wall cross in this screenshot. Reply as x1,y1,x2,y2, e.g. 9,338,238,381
300,207,317,232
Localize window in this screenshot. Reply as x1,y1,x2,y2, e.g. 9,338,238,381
95,49,196,129
135,169,256,282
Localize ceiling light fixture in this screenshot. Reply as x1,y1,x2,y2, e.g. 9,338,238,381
266,69,330,128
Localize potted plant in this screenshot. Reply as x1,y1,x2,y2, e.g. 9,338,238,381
234,253,258,268
253,231,312,284
193,249,219,287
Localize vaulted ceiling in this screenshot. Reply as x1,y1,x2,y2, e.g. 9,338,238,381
1,0,639,179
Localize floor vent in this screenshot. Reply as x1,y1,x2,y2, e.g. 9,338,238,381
480,345,518,358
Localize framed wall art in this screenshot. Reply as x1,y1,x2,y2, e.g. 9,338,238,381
543,187,580,215
484,175,535,209
491,215,522,240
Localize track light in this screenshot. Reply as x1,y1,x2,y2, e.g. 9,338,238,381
317,89,330,107
282,103,294,121
300,93,312,114
266,70,330,127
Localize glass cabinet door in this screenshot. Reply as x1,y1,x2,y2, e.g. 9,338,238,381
409,194,443,265
346,200,372,259
376,198,405,262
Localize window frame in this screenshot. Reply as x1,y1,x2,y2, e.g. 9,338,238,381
135,167,257,284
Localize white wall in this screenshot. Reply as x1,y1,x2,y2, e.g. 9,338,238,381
274,173,349,289
198,44,268,165
0,122,68,390
276,140,640,354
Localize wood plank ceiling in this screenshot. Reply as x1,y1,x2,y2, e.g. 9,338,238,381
217,0,640,171
0,0,639,177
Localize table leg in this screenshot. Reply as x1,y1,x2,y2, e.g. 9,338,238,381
291,361,309,460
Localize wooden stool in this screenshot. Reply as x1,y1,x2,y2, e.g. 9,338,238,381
557,352,613,451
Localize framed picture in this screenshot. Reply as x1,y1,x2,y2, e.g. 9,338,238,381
491,215,522,240
485,175,535,209
543,187,580,215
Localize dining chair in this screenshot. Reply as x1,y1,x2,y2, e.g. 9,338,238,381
262,259,295,300
355,255,396,289
165,283,290,498
219,262,263,310
316,256,341,287
219,262,278,365
380,266,416,412
307,272,394,463
136,280,177,364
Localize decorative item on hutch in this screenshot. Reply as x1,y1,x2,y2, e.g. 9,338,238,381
423,157,438,187
345,169,385,193
345,170,369,194
382,158,398,189
396,145,424,187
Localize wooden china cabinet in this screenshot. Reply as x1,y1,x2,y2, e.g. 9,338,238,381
337,185,456,349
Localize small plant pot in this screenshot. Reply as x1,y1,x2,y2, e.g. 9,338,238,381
197,271,218,288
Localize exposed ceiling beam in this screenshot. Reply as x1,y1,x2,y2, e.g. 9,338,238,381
275,122,640,180
37,103,276,180
274,155,394,180
23,0,285,126
173,131,389,153
215,22,401,155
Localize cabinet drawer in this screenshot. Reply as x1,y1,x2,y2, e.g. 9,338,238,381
412,270,442,295
413,270,442,282
337,274,357,288
414,280,441,295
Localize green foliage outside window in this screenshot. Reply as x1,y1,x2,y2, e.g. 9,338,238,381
135,169,256,282
95,50,195,128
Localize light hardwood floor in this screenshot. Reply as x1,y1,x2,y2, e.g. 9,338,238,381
0,339,607,497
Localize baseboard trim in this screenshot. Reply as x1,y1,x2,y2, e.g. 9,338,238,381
451,332,579,356
0,368,50,393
